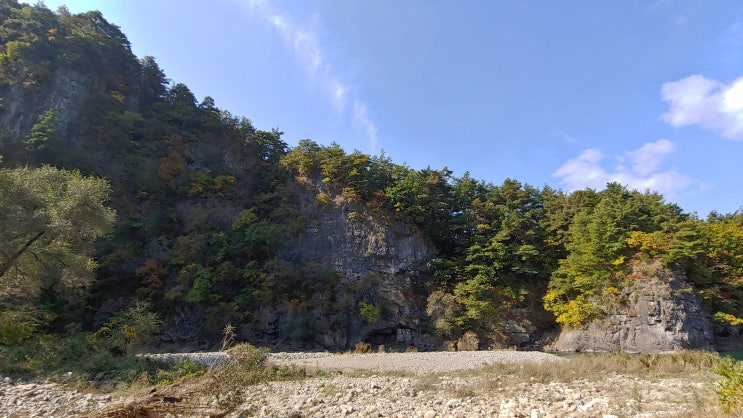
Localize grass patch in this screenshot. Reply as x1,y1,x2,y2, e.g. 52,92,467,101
476,350,725,384
0,331,185,390
399,351,729,417
96,343,307,416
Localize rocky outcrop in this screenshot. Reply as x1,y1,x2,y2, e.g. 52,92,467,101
0,68,101,144
279,194,432,350
285,202,429,282
552,262,714,352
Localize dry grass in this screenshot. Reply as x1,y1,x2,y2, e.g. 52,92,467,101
405,351,729,417
93,343,306,417
92,350,734,417
477,350,724,384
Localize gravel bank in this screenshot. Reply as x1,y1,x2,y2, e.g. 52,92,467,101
267,350,565,374
226,372,713,418
0,351,722,417
0,379,114,417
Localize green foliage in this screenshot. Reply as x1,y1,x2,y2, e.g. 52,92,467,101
153,359,205,386
0,309,37,345
0,165,115,304
104,300,162,350
690,214,743,318
0,327,162,382
426,290,462,337
543,184,690,326
714,357,743,414
3,0,743,364
23,108,57,150
359,301,380,325
451,275,501,327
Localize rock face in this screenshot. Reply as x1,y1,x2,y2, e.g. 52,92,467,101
552,262,714,352
278,193,432,350
0,68,101,144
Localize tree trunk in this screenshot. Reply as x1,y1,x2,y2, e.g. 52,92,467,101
0,230,45,279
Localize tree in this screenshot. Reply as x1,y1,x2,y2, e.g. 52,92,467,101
23,108,57,150
0,165,115,304
543,183,691,326
690,213,743,320
138,55,168,108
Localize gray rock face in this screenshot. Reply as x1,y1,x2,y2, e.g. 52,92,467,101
280,194,432,349
552,262,714,352
0,69,100,143
286,203,429,281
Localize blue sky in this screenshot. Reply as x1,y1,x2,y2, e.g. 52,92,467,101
34,0,743,216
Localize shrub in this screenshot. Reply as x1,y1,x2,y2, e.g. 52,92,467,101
202,343,304,411
353,341,371,353
712,312,743,326
359,302,380,325
0,310,38,346
714,357,743,414
315,192,332,206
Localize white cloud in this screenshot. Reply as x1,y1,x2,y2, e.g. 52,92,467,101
236,0,378,149
661,74,743,140
353,99,378,150
552,140,697,198
552,148,607,190
627,139,675,176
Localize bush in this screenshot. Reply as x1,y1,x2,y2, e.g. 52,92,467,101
203,343,298,410
714,357,743,414
359,302,380,325
0,310,38,345
353,341,371,353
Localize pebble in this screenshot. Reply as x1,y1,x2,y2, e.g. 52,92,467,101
0,351,720,418
0,381,113,417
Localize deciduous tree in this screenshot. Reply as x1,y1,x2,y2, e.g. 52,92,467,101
0,165,115,303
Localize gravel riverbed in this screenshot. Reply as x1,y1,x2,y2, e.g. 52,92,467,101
0,350,723,417
266,350,564,374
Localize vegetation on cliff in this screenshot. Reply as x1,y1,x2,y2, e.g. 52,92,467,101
0,0,741,380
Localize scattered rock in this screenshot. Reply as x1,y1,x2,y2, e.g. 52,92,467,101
0,351,718,418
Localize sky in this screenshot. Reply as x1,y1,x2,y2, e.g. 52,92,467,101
29,0,743,216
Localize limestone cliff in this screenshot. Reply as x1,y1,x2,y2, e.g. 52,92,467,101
0,68,103,146
551,261,714,352
278,191,432,350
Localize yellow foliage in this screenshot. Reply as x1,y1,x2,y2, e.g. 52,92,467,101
603,286,619,295
315,192,332,206
109,90,125,104
712,312,743,326
544,290,597,327
475,223,491,232
342,187,360,203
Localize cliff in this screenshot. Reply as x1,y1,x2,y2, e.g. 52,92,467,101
551,261,714,352
2,2,741,356
268,189,433,350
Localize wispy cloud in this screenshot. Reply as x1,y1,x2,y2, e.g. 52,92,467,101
552,140,698,198
238,0,378,148
353,99,378,150
661,74,743,141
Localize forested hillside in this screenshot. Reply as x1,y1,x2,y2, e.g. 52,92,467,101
0,1,741,375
